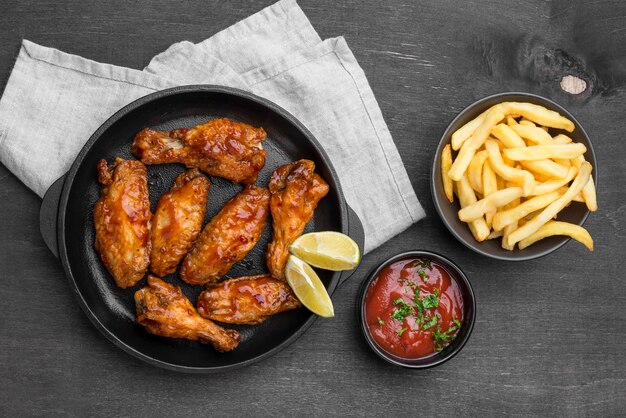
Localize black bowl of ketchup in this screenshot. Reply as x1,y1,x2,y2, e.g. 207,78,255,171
358,251,475,368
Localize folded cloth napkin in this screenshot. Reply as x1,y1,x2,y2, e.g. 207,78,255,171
0,0,424,253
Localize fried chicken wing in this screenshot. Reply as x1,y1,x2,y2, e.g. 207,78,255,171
94,158,151,288
197,275,301,325
180,185,270,285
266,160,329,280
150,169,210,277
134,276,239,351
131,118,267,184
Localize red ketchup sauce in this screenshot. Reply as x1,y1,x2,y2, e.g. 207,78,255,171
364,257,464,359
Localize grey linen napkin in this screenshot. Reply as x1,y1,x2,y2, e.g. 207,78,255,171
0,0,424,253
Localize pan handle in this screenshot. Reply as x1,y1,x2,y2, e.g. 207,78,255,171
40,175,66,259
338,204,365,286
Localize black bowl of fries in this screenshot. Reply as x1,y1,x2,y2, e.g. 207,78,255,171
431,92,598,261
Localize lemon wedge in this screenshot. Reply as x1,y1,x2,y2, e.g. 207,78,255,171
285,255,334,318
289,231,360,271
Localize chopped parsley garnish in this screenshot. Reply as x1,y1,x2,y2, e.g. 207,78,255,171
411,258,432,270
418,269,428,282
422,293,440,309
413,288,424,314
391,298,413,322
377,317,384,325
421,313,441,330
432,319,462,351
397,327,407,336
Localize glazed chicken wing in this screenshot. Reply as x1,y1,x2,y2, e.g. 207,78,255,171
131,118,267,184
180,185,270,285
94,158,151,288
134,276,239,351
150,169,210,277
266,160,329,280
197,275,301,325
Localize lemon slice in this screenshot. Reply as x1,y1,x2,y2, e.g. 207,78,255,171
289,231,360,271
285,255,334,318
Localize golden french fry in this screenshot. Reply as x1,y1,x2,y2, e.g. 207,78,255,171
482,160,498,228
518,221,593,251
504,144,587,161
582,176,598,211
569,191,585,202
553,134,572,144
554,158,571,169
506,116,518,127
491,123,526,148
518,119,536,127
552,134,573,166
456,175,490,241
520,159,569,179
487,230,503,240
448,105,506,181
511,124,554,145
451,108,491,151
458,187,523,222
539,125,549,132
501,192,520,251
485,139,535,196
468,150,488,195
496,174,506,190
530,167,577,196
441,144,454,203
570,154,597,211
492,190,562,231
504,102,575,132
505,162,592,247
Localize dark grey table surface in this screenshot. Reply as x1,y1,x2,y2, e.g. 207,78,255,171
1,0,625,416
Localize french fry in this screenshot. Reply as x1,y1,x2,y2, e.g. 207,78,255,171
458,187,523,222
468,150,488,194
505,162,592,247
482,160,498,228
554,158,572,169
530,167,577,196
504,102,575,132
441,144,454,203
504,144,587,161
485,139,535,196
506,116,518,127
553,134,572,144
570,191,585,202
491,123,526,148
581,176,598,211
451,108,491,151
518,119,536,127
487,230,503,240
496,174,506,190
552,134,573,166
492,190,562,231
511,124,554,145
456,176,490,241
571,155,598,212
520,159,569,179
448,105,506,181
518,221,593,251
501,186,520,251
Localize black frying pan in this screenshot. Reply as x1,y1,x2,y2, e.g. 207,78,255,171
39,85,364,373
